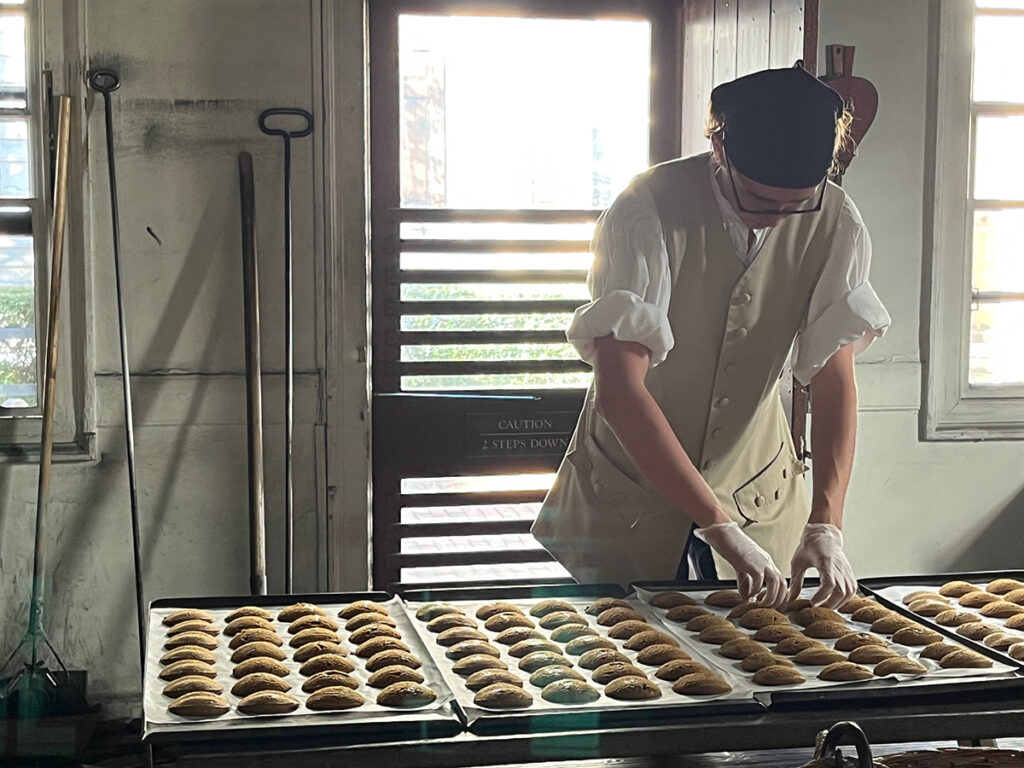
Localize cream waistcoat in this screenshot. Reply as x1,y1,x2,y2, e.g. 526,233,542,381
532,153,846,587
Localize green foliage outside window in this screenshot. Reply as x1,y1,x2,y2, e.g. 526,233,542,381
0,285,37,405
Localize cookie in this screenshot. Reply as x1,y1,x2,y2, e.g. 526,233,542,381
851,604,892,624
959,592,1000,608
753,624,802,643
453,654,508,676
483,612,533,632
705,590,744,608
818,662,873,682
739,608,790,630
727,602,757,619
902,591,946,605
805,621,851,640
597,607,646,626
338,601,389,620
494,627,544,645
529,665,585,687
608,620,652,639
793,648,847,666
1002,588,1024,605
565,635,617,655
296,654,355,677
528,599,577,617
229,628,283,650
957,622,1001,640
585,597,631,615
578,648,630,670
920,642,961,660
448,640,502,660
366,649,422,673
160,646,217,666
794,607,844,627
225,606,275,623
474,682,533,709
539,611,589,630
907,600,951,617
592,662,647,684
939,650,993,669
671,673,730,695
301,671,360,693
508,639,560,659
786,598,813,612
164,632,219,651
603,676,662,699
232,660,291,680
415,603,463,622
436,627,489,647
870,615,915,635
167,620,220,637
740,652,795,672
718,638,768,660
649,591,696,609
348,612,398,632
848,645,900,664
892,626,944,646
655,659,712,681
291,627,342,648
839,597,876,614
288,614,341,634
636,644,690,666
751,665,806,686
1008,642,1024,661
874,657,927,676
465,669,523,691
1005,614,1024,630
293,641,348,663
305,687,364,710
774,636,824,655
349,623,402,645
162,676,224,699
367,665,425,688
355,636,410,658
238,691,301,715
698,625,746,644
550,624,598,643
163,609,215,626
516,651,570,674
685,615,732,633
428,614,478,633
938,581,979,598
541,678,600,704
987,578,1024,595
230,641,288,664
225,616,276,636
623,629,679,651
983,632,1018,650
979,600,1024,618
476,602,523,620
231,673,294,697
375,681,436,708
834,633,886,652
665,605,711,622
935,609,977,627
167,692,230,717
159,660,217,681
278,603,325,623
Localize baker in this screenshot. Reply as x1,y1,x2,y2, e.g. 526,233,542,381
532,65,890,609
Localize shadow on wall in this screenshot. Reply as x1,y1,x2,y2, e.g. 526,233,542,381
944,483,1024,573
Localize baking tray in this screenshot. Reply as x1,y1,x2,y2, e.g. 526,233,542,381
143,592,462,745
399,583,761,735
632,580,1023,708
860,570,1024,671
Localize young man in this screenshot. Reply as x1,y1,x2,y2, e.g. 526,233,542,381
532,66,890,609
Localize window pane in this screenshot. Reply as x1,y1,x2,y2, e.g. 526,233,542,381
401,252,591,271
402,372,591,391
0,14,27,109
401,561,570,584
973,17,1024,103
973,210,1024,292
401,282,590,302
0,119,30,197
401,312,574,332
401,342,578,363
0,233,35,407
402,474,554,494
400,222,595,241
970,301,1024,386
976,0,1024,8
974,116,1024,201
398,15,650,209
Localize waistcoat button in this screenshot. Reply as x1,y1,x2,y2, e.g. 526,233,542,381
731,291,752,306
727,327,749,341
715,397,731,408
711,428,723,438
702,460,714,471
725,362,738,373
593,481,604,494
754,495,766,507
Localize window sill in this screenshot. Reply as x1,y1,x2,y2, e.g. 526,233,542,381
925,398,1024,442
0,432,97,464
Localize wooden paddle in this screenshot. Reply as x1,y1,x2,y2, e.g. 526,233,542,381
820,44,879,179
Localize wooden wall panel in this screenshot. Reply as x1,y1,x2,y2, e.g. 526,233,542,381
682,0,715,156
737,0,771,76
769,0,805,69
713,0,738,86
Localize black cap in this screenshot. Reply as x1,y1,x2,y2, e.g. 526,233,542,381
712,65,844,189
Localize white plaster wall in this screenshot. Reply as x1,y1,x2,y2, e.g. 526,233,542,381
819,0,1024,576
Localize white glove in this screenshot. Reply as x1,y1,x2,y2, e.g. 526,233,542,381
695,522,787,608
788,523,857,609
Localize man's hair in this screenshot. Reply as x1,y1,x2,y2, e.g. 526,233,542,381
704,96,855,181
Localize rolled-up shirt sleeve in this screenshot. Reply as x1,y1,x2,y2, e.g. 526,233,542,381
792,196,892,385
566,183,675,366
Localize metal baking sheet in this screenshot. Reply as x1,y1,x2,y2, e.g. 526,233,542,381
143,592,461,744
632,581,1021,707
860,571,1024,670
399,583,761,734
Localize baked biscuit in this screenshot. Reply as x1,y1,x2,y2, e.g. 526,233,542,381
278,603,325,623
225,616,276,636
578,648,630,670
818,662,873,682
805,621,851,640
983,632,1018,650
834,633,886,652
454,654,508,676
483,612,534,632
665,605,711,622
349,623,402,645
874,657,927,676
740,652,795,672
163,609,215,626
529,665,585,687
1005,614,1024,630
167,620,220,637
959,592,1000,608
465,669,523,691
565,635,617,655
366,649,422,673
987,578,1024,595
367,665,425,688
1007,642,1024,661
786,598,813,612
291,627,341,648
292,641,347,663
608,620,652,639
774,636,825,655
305,687,364,711
550,624,598,642
979,600,1024,618
671,673,730,695
225,606,275,623
751,665,806,686
957,622,1001,641
238,691,301,715
516,651,570,674
850,605,892,624
939,650,993,669
596,607,646,626
508,639,561,659
436,627,489,647
935,609,976,627
229,629,283,649
476,602,523,620
705,590,744,608
348,612,398,631
539,611,588,630
375,682,436,708
739,608,790,630
230,673,293,698
636,644,690,666
585,597,632,615
719,638,768,659
839,597,876,614
230,641,288,664
164,632,218,651
338,601,389,620
162,676,224,699
415,603,463,622
892,626,944,646
655,659,711,681
288,614,341,634
297,654,355,677
605,676,662,699
623,629,679,651
167,692,230,717
698,625,746,644
160,646,217,666
542,678,601,704
474,682,533,709
427,614,478,633
301,671,359,693
494,627,544,645
447,640,501,660
592,661,647,684
650,591,697,609
753,624,803,643
528,599,577,617
870,615,916,635
907,600,951,617
847,645,900,664
727,602,757,619
1002,588,1024,605
902,591,947,605
938,581,979,598
355,636,410,658
794,607,844,627
920,642,960,660
793,648,847,666
159,660,217,681
685,614,732,633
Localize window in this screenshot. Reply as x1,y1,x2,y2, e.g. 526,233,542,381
926,0,1024,439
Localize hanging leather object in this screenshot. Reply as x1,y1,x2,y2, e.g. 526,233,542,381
820,45,879,179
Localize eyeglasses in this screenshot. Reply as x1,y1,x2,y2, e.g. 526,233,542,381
723,149,826,217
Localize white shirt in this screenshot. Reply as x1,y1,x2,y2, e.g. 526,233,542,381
567,159,891,384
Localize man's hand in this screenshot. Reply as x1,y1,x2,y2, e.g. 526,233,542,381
696,522,787,608
788,523,857,609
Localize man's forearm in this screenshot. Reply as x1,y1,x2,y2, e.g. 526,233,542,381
808,345,858,527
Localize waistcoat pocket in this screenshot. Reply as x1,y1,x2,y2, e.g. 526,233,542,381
567,432,658,529
731,442,807,526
